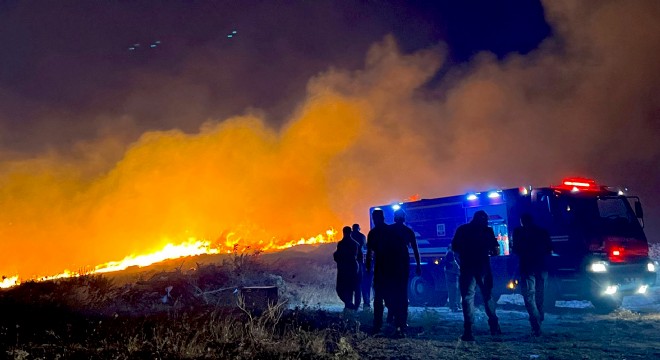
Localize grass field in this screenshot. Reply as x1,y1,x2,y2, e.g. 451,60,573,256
2,243,659,359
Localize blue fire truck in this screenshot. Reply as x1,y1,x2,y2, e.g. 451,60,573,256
369,177,657,312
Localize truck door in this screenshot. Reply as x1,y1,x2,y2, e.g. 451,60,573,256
531,189,585,301
531,190,572,256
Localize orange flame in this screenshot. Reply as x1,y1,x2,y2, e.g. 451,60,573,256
265,229,337,251
1,229,337,288
92,237,221,274
0,275,19,289
0,92,362,282
404,194,421,202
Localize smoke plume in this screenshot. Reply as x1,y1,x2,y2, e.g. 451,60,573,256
1,0,659,278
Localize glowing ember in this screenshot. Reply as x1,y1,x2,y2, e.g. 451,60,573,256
405,194,421,202
0,275,19,289
38,270,80,282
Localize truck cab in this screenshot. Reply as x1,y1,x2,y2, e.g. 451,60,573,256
369,177,657,312
532,178,656,312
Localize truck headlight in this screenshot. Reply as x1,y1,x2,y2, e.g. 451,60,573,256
648,262,657,272
589,261,608,273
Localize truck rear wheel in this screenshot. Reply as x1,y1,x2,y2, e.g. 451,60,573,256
408,275,440,306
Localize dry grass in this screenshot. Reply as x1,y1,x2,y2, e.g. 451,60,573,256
0,248,359,359
2,244,659,359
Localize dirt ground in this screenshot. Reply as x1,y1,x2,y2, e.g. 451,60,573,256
277,243,660,360
292,290,659,360
336,302,660,359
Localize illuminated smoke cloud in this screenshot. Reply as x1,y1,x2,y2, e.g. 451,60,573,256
1,0,659,278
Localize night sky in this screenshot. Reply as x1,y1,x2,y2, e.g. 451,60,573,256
0,0,551,153
1,1,659,278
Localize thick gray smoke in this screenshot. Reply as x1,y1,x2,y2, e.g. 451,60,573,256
0,0,659,278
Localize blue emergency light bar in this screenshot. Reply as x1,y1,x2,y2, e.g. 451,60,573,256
487,191,501,199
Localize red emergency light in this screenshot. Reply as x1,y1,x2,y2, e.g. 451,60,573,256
609,247,625,263
553,177,599,192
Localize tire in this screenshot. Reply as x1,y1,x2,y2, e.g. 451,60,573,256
408,275,438,306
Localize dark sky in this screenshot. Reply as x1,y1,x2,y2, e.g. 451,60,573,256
1,0,659,278
0,0,550,154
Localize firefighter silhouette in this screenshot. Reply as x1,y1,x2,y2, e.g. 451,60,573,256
351,223,370,309
333,226,362,310
387,209,422,337
441,246,461,312
512,213,552,336
366,209,392,333
451,210,501,341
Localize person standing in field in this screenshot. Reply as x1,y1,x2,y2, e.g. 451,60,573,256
366,209,392,334
441,245,461,312
451,210,502,341
352,223,371,309
512,213,552,336
334,226,362,310
388,209,422,338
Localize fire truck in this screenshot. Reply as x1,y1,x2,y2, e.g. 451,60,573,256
369,177,657,313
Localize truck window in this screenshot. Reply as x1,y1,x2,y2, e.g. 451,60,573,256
598,198,634,223
531,191,553,229
559,196,644,250
596,197,643,238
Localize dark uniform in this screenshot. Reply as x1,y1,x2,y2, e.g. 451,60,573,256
352,224,371,308
388,210,422,337
334,226,362,310
512,213,552,336
451,210,501,341
441,248,461,312
366,209,391,333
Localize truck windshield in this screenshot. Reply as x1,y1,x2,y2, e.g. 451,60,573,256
565,196,644,240
597,197,643,236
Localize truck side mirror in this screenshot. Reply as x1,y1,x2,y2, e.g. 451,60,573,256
634,200,644,219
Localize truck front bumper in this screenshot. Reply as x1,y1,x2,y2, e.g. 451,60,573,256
586,260,657,297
